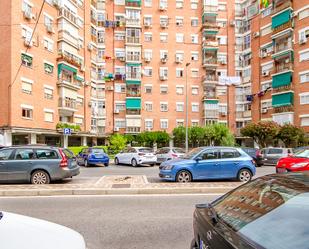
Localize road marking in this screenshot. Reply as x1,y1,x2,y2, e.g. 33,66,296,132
94,176,106,185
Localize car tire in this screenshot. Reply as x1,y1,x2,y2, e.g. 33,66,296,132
176,170,192,183
150,164,155,167
131,158,138,167
31,170,50,185
237,169,252,182
114,157,119,165
104,163,109,167
84,159,88,167
190,239,198,249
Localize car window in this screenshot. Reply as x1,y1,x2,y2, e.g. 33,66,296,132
173,148,185,154
92,148,104,154
294,149,309,158
139,148,153,153
14,149,35,160
200,149,219,160
0,149,14,160
156,149,163,154
221,149,240,159
268,148,283,154
82,148,88,153
62,149,75,159
36,149,59,159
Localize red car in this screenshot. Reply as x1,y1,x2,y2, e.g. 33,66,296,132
276,149,309,173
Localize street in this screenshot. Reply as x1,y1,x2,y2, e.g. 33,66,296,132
0,194,219,249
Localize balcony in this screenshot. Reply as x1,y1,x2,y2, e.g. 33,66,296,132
96,1,106,10
204,110,219,119
58,30,79,47
57,51,83,69
91,34,97,43
202,22,220,31
58,98,77,116
91,127,106,135
273,62,293,74
126,91,141,97
126,127,141,134
273,40,293,55
126,19,141,26
203,57,218,67
272,92,294,109
273,0,293,15
57,78,82,91
203,74,218,83
58,8,77,26
126,54,141,62
125,0,141,7
126,72,141,80
126,109,141,115
126,36,141,44
203,39,219,48
91,17,97,26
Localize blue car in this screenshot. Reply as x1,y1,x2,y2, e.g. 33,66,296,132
77,147,109,167
159,147,256,183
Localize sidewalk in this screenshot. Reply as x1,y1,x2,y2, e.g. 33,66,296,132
0,175,242,197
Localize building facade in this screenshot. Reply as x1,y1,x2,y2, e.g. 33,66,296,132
0,0,308,147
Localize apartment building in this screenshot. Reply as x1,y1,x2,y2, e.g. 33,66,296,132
0,0,308,147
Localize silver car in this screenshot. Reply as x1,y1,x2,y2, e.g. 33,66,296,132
0,146,80,184
156,147,185,164
260,147,293,166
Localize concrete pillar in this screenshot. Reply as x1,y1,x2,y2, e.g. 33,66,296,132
30,133,37,144
63,135,68,148
3,131,12,146
169,138,174,148
92,137,97,146
82,136,87,146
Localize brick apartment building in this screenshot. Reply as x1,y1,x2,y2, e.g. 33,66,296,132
0,0,308,147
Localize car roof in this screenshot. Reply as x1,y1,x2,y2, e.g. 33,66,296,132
3,145,59,150
131,147,152,149
199,146,242,150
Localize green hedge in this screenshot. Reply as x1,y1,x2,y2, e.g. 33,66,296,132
68,146,108,155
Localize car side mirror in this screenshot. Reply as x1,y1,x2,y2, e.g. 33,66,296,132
195,156,202,162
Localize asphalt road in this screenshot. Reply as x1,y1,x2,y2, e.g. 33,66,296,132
0,194,219,249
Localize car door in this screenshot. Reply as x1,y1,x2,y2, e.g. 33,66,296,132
193,149,220,179
220,148,241,178
77,148,87,164
7,148,35,182
118,148,128,164
156,148,164,163
127,148,137,163
266,148,283,165
34,148,61,172
0,149,15,183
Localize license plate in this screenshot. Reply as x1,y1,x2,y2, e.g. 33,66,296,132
277,168,287,173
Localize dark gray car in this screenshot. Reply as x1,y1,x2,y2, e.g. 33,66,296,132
260,147,293,166
0,146,80,184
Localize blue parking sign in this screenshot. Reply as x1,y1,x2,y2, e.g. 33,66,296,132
63,128,71,135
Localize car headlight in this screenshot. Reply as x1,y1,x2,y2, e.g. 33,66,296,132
291,162,308,168
164,165,175,170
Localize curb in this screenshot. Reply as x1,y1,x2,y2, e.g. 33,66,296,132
0,186,234,197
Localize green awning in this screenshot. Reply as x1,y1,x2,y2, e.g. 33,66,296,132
21,53,33,64
44,63,53,74
75,75,84,82
126,63,141,67
204,99,219,104
272,71,292,88
125,0,141,5
272,50,293,60
126,98,141,109
272,92,294,107
203,30,218,35
272,9,291,29
58,63,77,77
203,47,218,51
126,80,141,85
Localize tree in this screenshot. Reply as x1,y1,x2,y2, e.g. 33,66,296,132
241,121,280,148
108,134,127,154
172,126,186,147
156,131,170,148
135,131,170,148
210,123,235,146
277,124,307,148
189,126,205,147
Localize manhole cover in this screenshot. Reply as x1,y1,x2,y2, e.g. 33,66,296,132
112,184,131,188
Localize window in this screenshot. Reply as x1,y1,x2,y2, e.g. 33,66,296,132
190,0,198,9
144,67,153,77
300,71,309,83
260,43,273,57
21,80,32,94
160,102,168,112
21,53,32,67
115,84,126,93
261,62,273,76
176,17,184,26
191,69,199,78
144,50,152,61
191,52,198,61
159,0,167,9
176,86,184,95
300,93,309,105
299,28,309,43
200,149,219,160
160,33,168,43
145,102,153,111
219,104,227,114
221,149,240,159
261,25,272,36
176,33,184,43
160,16,169,27
192,103,199,112
44,14,53,29
44,63,53,74
76,97,83,106
176,68,184,77
43,38,53,52
261,100,272,110
301,116,309,126
0,149,14,160
36,149,58,159
115,119,126,128
160,85,168,94
159,67,168,78
191,34,198,44
261,7,272,17
176,102,184,112
115,0,125,4
145,120,153,129
192,120,199,126
218,3,226,11
44,111,54,122
115,32,125,41
44,87,53,99
14,149,35,160
144,32,152,42
160,119,168,129
145,85,152,93
176,0,183,8
115,102,125,111
176,120,184,127
191,86,198,95
21,25,32,42
144,16,152,26
191,18,198,27
299,8,309,20
175,52,184,62
218,36,227,45
300,49,309,62
22,107,33,119
160,50,168,60
74,116,83,125
144,0,152,7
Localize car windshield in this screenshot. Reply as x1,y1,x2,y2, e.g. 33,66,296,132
173,148,185,154
212,176,309,249
139,148,153,153
183,147,204,159
92,148,104,154
294,149,309,158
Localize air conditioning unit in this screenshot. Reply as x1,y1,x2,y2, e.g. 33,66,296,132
175,57,182,63
88,101,92,107
160,22,168,28
23,10,32,20
159,5,167,10
253,32,260,38
262,108,268,113
161,57,168,63
24,39,33,47
160,75,167,81
300,38,307,44
114,127,120,132
263,71,270,77
230,20,235,26
114,109,120,114
46,25,54,34
106,86,114,91
87,44,93,51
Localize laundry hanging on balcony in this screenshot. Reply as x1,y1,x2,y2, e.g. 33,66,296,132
103,20,125,28
246,87,272,102
260,0,270,8
218,76,242,86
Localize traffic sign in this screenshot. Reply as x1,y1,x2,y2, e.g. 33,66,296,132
63,128,72,135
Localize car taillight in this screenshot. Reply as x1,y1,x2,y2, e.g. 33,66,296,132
138,153,145,156
251,159,256,165
171,153,178,158
59,149,68,167
256,150,261,157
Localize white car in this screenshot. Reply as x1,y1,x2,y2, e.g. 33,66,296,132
0,211,86,249
114,147,157,167
155,147,186,164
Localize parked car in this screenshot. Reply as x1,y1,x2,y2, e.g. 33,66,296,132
159,147,256,182
276,148,309,173
293,146,309,154
156,147,185,164
114,147,157,167
260,147,293,166
0,146,80,184
0,211,86,249
77,147,109,167
191,172,309,249
240,147,263,166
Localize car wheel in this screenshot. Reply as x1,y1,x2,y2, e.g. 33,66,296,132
104,163,109,167
84,159,88,167
176,170,192,183
31,170,50,185
238,169,252,182
114,157,119,165
131,158,138,167
190,239,198,249
150,164,155,167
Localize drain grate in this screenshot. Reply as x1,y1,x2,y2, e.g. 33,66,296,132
112,184,131,188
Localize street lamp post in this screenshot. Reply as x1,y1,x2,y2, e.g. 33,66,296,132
185,62,190,153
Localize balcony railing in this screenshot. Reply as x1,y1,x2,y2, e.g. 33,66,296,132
126,91,141,97
126,73,141,80
203,58,218,66
59,8,77,26
126,55,141,61
126,127,141,133
273,105,294,113
58,78,82,90
204,91,217,99
272,84,292,93
273,20,293,35
126,36,141,44
203,40,219,47
57,51,83,69
126,109,141,115
204,110,219,119
273,63,293,74
203,75,218,82
202,22,220,30
58,30,79,47
126,19,141,26
274,41,292,54
273,0,292,15
91,34,97,43
58,98,77,110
